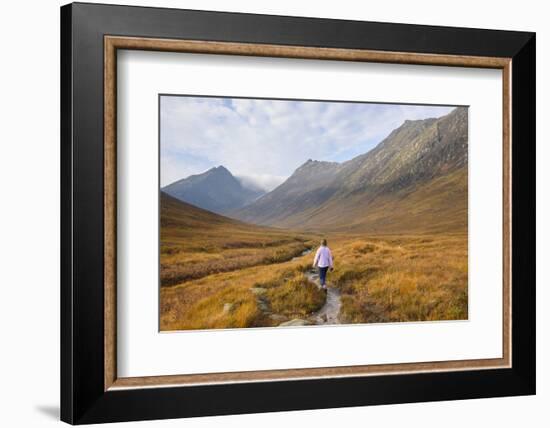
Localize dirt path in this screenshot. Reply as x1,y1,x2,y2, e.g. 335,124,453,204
274,248,342,327
305,269,341,325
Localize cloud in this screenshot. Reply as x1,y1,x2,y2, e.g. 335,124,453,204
160,96,455,188
235,173,288,193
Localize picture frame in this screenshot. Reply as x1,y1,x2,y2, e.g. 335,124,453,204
60,2,535,424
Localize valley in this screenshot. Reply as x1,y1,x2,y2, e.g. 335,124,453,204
160,195,467,331
160,107,469,331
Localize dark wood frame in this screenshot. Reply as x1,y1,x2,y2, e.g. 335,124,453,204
61,2,536,424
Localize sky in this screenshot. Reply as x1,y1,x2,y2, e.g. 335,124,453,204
160,96,455,191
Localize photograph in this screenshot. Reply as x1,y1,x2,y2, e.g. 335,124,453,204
54,2,537,424
159,95,469,331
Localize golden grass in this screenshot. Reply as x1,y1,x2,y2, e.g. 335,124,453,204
330,234,468,323
161,193,316,286
160,258,324,330
161,241,311,286
264,274,325,318
159,193,468,331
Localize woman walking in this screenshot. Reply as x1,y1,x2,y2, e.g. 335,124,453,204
313,239,334,290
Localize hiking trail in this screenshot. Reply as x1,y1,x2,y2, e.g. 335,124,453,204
305,268,341,325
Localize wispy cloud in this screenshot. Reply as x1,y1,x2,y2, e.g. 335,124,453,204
160,96,455,189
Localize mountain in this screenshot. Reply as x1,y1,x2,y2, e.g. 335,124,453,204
231,107,468,233
161,191,246,230
231,159,342,226
162,165,264,214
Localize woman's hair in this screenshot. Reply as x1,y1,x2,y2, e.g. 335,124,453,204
321,238,327,246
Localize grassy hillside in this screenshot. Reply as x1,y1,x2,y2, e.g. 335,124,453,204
272,167,467,234
232,107,468,234
160,192,315,286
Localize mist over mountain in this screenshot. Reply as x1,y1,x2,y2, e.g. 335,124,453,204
162,165,264,215
231,107,468,233
235,174,287,193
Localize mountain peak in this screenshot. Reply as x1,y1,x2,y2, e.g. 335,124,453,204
233,106,467,231
162,165,264,214
296,159,339,172
401,116,437,127
207,165,231,175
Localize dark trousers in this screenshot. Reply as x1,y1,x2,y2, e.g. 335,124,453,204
318,266,329,286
